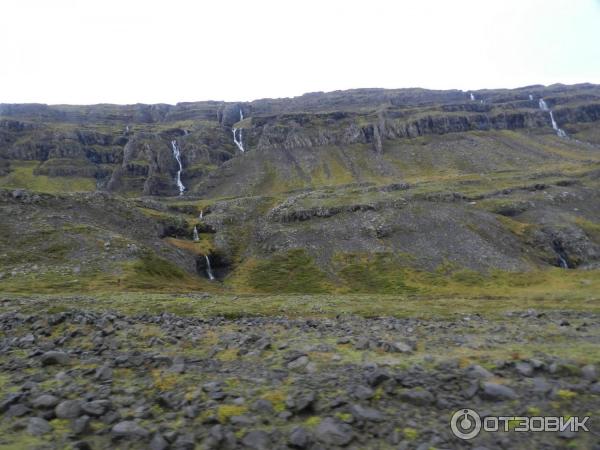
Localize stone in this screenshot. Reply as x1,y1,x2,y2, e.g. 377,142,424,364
481,382,517,401
352,385,375,400
149,433,169,450
287,356,309,370
399,389,434,406
112,420,150,439
27,417,52,435
582,365,597,381
466,365,494,379
55,400,82,419
31,394,60,409
241,430,271,450
72,415,92,435
40,351,70,366
94,364,113,381
515,362,534,377
81,400,108,417
390,341,413,353
350,404,385,422
315,417,353,446
5,403,30,417
365,369,390,387
288,391,316,413
289,427,310,448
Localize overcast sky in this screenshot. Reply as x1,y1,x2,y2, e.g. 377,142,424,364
1,0,599,105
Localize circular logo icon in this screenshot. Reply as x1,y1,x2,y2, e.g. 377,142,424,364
451,408,482,440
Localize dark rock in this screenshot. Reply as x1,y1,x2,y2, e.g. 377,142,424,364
466,365,494,379
149,433,169,450
241,430,271,450
582,365,597,381
55,400,82,419
352,385,375,400
1,393,22,413
94,364,113,381
31,394,60,409
515,362,534,377
365,369,390,387
315,417,353,446
40,351,70,366
289,427,310,448
481,382,517,401
6,403,30,417
81,400,109,417
72,415,92,435
287,391,316,413
350,404,385,422
399,389,434,406
26,417,52,435
252,399,274,414
112,420,150,439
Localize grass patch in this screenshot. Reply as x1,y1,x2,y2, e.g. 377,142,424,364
234,249,332,294
0,161,96,193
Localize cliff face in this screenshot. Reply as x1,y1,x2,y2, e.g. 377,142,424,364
1,84,600,288
1,83,599,197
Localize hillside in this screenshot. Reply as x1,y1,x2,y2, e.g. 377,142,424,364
1,84,600,294
2,86,600,450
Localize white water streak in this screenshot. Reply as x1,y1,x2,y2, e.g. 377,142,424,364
205,255,215,280
170,140,185,195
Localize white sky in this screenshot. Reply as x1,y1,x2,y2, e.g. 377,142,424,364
1,0,599,105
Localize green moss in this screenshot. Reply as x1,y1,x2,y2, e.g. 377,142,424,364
217,405,248,423
403,427,419,440
242,249,331,294
334,253,418,294
304,416,322,427
0,161,96,193
132,253,186,280
574,217,600,243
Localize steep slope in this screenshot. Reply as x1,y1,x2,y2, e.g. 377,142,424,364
1,84,600,293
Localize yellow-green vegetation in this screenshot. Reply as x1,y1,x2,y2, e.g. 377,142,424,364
304,416,322,427
151,369,179,391
574,216,600,243
260,390,287,412
231,249,332,294
402,427,419,440
557,389,577,400
217,405,248,423
0,161,96,193
164,236,214,255
333,253,417,294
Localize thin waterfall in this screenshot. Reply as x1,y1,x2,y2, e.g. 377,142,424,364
232,109,245,152
193,226,199,242
204,255,215,280
170,140,185,195
529,94,534,101
538,99,567,138
199,209,203,220
470,93,475,101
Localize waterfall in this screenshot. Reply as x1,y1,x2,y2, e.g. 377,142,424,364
549,111,567,138
199,209,203,220
193,226,199,242
552,240,569,269
557,254,569,269
170,140,185,195
470,93,475,101
204,255,215,280
529,94,534,101
232,109,245,152
538,99,567,138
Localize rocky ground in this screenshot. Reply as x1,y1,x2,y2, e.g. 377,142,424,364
1,296,599,449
